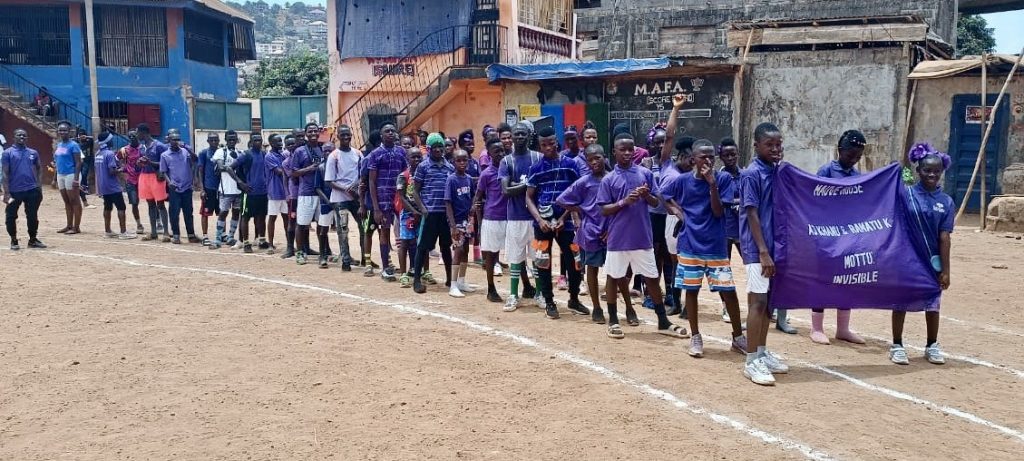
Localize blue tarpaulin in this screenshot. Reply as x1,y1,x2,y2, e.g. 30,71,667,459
486,58,674,83
335,0,473,59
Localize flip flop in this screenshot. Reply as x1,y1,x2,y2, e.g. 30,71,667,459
656,324,690,339
607,324,625,339
56,227,70,234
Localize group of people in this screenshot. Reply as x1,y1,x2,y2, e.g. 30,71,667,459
0,93,955,386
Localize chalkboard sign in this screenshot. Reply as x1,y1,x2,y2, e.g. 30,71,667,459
603,75,735,147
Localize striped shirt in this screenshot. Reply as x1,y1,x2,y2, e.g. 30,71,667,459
527,154,582,231
413,158,455,213
367,145,407,211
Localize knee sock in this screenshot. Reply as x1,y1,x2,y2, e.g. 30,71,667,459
228,218,239,239
216,218,225,241
509,263,522,297
380,243,391,268
607,303,619,326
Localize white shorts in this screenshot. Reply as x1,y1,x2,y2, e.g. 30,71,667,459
480,219,507,253
57,173,77,191
504,220,533,263
745,263,771,294
267,199,288,216
665,214,680,256
296,195,319,226
317,210,335,227
605,249,659,279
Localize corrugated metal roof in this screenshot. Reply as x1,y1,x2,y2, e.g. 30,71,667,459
56,0,253,23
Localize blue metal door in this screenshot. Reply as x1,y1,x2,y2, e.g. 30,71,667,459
947,94,1008,211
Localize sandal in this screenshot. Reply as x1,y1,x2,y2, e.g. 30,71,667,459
56,227,70,234
656,324,690,339
625,309,640,327
607,324,625,339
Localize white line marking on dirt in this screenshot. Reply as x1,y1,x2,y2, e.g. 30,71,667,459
696,295,1024,380
38,249,834,461
693,333,1024,444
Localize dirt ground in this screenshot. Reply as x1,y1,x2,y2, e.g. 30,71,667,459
1,193,1022,460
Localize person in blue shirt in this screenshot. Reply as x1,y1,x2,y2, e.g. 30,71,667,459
716,137,742,324
809,130,868,346
662,139,747,358
228,133,270,253
411,133,454,293
890,143,954,366
738,122,790,386
53,121,83,234
2,129,46,250
197,132,222,246
525,126,586,320
445,150,478,298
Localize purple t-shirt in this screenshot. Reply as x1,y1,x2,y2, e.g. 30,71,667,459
290,145,324,197
359,153,373,208
720,166,742,240
265,150,288,201
283,149,298,200
94,147,123,196
159,147,194,193
477,164,508,220
661,170,733,257
556,174,606,252
2,146,40,193
738,158,776,265
444,173,476,222
232,148,268,195
497,150,541,221
368,145,408,211
817,160,860,179
140,139,167,174
596,164,657,251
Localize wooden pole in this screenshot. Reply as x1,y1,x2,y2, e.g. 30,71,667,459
734,29,754,152
900,80,919,168
980,55,988,230
955,49,1024,225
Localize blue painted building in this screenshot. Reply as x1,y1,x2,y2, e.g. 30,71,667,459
0,0,255,144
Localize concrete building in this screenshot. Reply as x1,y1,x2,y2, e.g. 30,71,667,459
328,0,577,145
256,40,288,57
0,0,255,150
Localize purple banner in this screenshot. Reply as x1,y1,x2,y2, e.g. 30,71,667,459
770,163,940,311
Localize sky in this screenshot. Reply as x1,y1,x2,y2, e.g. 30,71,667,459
981,11,1024,54
261,0,325,6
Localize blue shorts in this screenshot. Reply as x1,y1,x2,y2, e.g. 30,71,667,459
675,253,735,292
580,248,606,267
399,209,419,240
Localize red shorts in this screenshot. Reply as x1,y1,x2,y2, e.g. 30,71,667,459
138,172,168,202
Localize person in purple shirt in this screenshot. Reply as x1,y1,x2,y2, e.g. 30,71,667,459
474,139,510,303
891,144,953,366
290,123,326,265
136,123,170,242
715,137,742,323
738,122,790,386
497,122,540,311
159,131,199,244
557,143,612,326
197,132,221,246
2,129,46,250
809,130,868,346
411,133,454,293
265,134,290,254
643,95,686,314
94,132,133,239
357,129,382,271
597,135,686,340
228,133,270,253
525,126,586,319
445,150,478,298
662,139,746,358
368,123,408,281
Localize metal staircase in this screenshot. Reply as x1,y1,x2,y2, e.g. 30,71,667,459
0,63,93,139
334,24,506,146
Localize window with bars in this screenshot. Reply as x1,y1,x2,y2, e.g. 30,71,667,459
185,10,225,66
99,101,129,135
97,6,168,68
0,6,71,65
228,22,256,64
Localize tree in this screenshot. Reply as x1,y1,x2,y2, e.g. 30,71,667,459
243,52,328,97
956,14,996,58
289,2,308,15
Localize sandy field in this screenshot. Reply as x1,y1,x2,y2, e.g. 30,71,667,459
1,192,1022,460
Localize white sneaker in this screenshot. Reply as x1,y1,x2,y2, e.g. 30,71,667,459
232,241,244,250
503,295,519,312
722,307,731,323
762,350,789,374
458,281,479,293
534,292,545,308
924,343,946,364
744,358,776,386
119,232,136,240
688,334,704,358
889,344,910,365
449,286,465,298
494,263,504,276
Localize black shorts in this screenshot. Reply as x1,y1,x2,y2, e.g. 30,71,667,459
102,193,126,212
650,212,667,248
243,194,269,218
201,188,220,216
